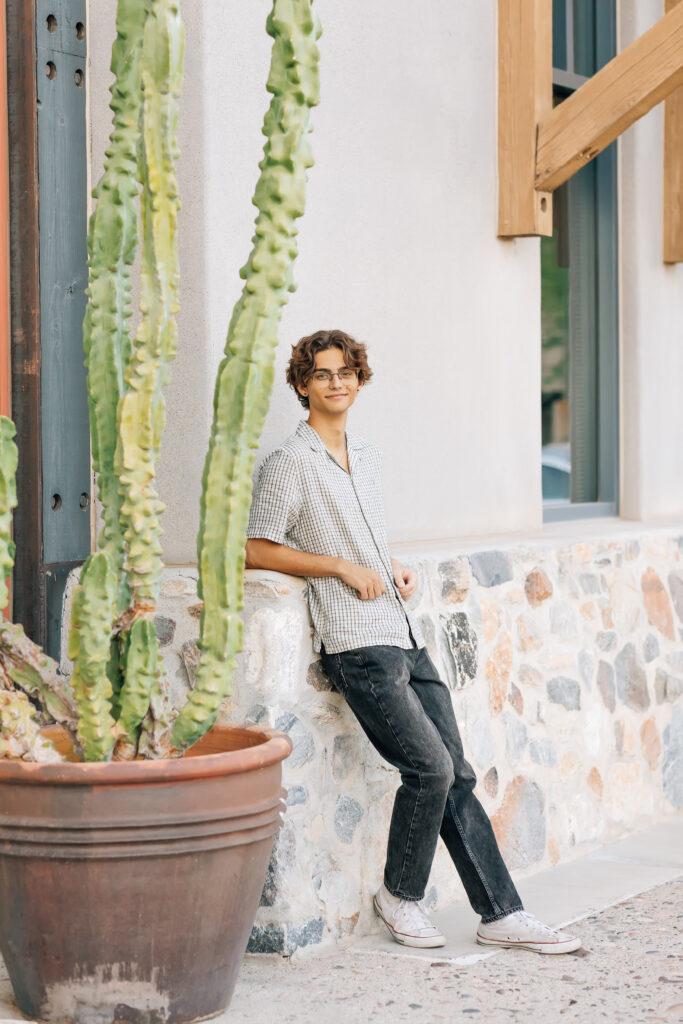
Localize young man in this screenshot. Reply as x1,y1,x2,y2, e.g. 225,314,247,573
245,329,580,954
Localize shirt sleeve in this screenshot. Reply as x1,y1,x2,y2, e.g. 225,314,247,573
246,450,301,545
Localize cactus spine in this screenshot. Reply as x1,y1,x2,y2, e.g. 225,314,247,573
170,0,321,750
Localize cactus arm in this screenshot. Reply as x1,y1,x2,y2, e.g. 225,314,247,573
111,0,183,739
112,618,157,756
65,0,150,759
68,552,118,761
134,664,178,759
170,0,321,750
115,0,183,610
84,0,147,589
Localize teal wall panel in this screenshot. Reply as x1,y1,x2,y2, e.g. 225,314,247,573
36,0,90,655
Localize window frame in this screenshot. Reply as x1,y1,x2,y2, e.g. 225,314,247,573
542,0,619,523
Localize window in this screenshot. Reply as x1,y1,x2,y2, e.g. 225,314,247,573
541,0,619,520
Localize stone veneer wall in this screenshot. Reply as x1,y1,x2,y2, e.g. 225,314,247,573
61,529,683,954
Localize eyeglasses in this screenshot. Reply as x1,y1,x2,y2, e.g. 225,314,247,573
308,368,358,383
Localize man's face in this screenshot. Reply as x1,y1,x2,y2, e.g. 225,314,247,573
299,346,362,416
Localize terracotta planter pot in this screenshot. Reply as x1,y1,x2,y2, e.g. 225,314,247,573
0,723,292,1024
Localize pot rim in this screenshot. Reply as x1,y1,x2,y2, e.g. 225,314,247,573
0,723,292,784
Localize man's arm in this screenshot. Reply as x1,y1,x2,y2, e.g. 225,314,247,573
391,557,418,601
245,539,386,601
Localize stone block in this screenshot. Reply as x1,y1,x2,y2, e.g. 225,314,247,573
307,659,335,692
332,733,363,781
316,869,360,938
504,713,527,764
485,631,512,714
547,676,581,711
579,573,600,595
597,660,616,712
483,766,498,798
578,649,594,689
641,567,675,640
524,568,552,607
439,558,471,604
508,682,523,716
247,918,324,955
516,613,543,652
154,614,176,647
518,664,542,688
550,601,577,637
491,776,545,870
640,718,661,771
286,785,308,807
668,569,683,624
468,718,496,770
662,705,683,810
469,550,514,588
480,597,502,643
655,668,683,705
643,634,660,663
615,643,650,711
440,612,478,690
587,766,603,797
334,795,364,844
529,737,557,767
608,576,642,634
596,631,616,652
275,713,315,768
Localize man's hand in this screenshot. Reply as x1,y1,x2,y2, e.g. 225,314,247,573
338,560,386,601
391,559,418,601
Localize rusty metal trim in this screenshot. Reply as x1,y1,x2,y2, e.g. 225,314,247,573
6,0,44,644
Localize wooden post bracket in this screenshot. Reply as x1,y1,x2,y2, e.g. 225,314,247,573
498,0,683,263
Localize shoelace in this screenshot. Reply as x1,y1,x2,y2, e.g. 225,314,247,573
513,910,563,938
392,899,436,934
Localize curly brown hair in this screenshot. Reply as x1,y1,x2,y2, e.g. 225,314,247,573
286,329,373,409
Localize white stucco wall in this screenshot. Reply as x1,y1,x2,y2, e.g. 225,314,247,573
88,0,543,562
619,0,683,522
87,0,683,562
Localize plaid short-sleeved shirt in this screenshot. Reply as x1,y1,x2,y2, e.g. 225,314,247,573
247,420,424,655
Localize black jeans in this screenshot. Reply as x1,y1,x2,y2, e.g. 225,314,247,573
320,644,523,923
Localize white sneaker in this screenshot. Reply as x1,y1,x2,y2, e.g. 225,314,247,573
476,909,581,954
373,885,446,948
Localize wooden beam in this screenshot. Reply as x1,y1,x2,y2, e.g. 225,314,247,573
536,2,683,192
664,0,683,263
497,0,553,238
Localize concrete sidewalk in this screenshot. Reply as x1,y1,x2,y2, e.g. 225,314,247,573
0,817,681,1023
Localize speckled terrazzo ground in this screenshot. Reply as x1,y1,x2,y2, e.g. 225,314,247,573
0,824,681,1023
227,879,683,1023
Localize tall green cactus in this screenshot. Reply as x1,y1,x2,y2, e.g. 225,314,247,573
67,0,183,760
83,0,147,592
65,0,148,760
170,0,321,750
0,0,320,762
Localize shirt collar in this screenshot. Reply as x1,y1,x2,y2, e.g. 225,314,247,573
296,419,371,455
